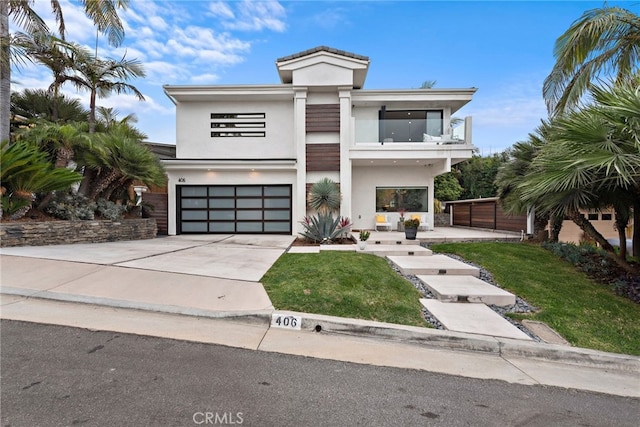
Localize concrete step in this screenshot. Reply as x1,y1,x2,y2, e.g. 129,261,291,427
417,275,515,307
388,255,480,277
368,239,422,246
360,245,432,257
420,299,532,341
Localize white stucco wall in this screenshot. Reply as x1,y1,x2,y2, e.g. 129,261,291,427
176,100,295,159
351,165,436,230
291,63,354,87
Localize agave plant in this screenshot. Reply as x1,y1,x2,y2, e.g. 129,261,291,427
308,177,341,213
299,213,349,244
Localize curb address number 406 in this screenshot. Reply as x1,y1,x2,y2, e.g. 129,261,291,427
271,314,302,330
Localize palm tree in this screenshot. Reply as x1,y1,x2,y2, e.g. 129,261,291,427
11,88,88,123
495,121,563,241
1,0,129,142
15,121,92,168
81,128,165,201
95,106,146,140
0,140,82,219
57,49,145,133
543,5,640,116
520,82,640,271
22,36,83,121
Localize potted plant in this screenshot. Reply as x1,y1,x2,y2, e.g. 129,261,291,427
397,208,406,231
358,230,370,250
403,218,420,240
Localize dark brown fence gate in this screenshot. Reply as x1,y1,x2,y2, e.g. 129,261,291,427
143,192,168,235
450,197,526,233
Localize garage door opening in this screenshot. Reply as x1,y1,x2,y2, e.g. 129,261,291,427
177,185,292,234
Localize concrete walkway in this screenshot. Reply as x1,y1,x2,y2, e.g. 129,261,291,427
1,232,639,398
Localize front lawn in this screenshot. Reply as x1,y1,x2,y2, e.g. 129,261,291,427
261,251,427,327
431,242,640,356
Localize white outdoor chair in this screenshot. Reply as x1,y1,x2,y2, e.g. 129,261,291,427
375,214,392,231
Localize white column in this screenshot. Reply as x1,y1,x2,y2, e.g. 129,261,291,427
294,88,308,235
339,88,352,220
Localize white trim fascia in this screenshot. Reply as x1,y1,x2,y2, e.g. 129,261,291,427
352,88,477,100
163,85,295,102
163,159,297,171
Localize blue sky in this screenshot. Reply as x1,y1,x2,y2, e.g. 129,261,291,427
13,0,640,155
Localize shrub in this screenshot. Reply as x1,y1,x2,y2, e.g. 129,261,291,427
404,218,420,229
45,191,96,220
542,241,638,303
96,198,127,220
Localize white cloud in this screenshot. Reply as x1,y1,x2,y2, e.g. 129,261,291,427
191,73,221,84
212,0,287,32
144,61,185,84
208,2,235,20
310,7,351,30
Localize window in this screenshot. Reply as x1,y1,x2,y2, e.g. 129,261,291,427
376,187,428,212
211,112,266,138
378,109,443,142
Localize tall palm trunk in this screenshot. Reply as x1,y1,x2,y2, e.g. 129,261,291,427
614,211,628,260
89,168,120,200
0,1,10,143
88,89,97,133
633,199,640,258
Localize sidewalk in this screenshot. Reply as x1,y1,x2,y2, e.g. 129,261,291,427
1,235,639,398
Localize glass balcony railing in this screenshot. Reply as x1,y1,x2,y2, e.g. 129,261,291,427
354,117,470,145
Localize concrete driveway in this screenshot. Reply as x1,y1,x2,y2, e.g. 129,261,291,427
0,235,295,314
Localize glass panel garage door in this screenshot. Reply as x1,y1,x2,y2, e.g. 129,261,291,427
178,185,292,234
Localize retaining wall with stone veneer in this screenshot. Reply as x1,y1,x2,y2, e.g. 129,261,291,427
0,219,157,247
434,213,450,227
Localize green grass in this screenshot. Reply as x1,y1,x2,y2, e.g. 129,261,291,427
431,242,640,356
261,252,428,327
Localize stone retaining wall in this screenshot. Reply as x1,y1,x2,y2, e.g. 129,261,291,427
0,219,157,247
434,213,450,227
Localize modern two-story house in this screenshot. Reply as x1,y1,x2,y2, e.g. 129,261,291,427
162,46,477,235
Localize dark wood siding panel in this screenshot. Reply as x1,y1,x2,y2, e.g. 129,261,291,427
453,204,471,227
496,203,527,232
306,143,340,171
471,202,496,229
306,104,340,133
144,192,168,235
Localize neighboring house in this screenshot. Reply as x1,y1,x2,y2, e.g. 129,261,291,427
162,46,477,235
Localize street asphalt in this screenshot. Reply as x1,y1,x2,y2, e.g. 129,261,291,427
0,232,638,398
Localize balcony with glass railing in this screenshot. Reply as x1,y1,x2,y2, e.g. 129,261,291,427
354,116,472,145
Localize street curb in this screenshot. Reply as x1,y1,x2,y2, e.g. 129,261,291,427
0,287,274,325
3,289,639,373
273,310,640,373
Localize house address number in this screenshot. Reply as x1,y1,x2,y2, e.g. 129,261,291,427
271,314,302,330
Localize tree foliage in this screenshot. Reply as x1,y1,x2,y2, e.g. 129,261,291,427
453,153,509,199
543,5,640,115
434,172,463,201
